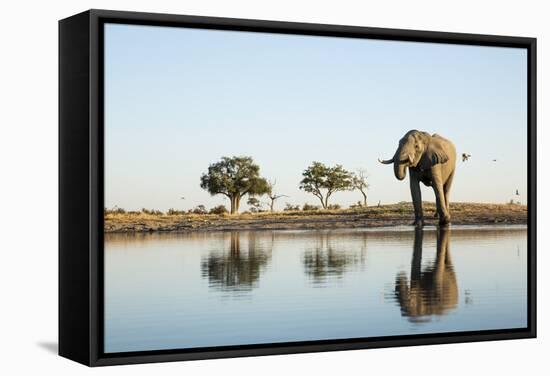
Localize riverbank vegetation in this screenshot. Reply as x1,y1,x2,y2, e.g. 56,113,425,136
198,156,371,214
105,155,526,232
104,202,527,233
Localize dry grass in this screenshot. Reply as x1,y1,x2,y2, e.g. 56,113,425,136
104,202,527,233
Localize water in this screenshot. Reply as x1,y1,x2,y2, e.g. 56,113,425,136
104,226,527,353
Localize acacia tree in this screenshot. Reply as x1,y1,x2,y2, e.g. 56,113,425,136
200,156,270,214
352,169,370,207
265,179,288,212
299,162,353,209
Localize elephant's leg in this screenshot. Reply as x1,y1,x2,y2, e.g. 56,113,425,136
432,177,450,226
443,170,455,214
410,173,424,226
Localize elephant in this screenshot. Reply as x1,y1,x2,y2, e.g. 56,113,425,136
379,130,456,226
394,227,458,321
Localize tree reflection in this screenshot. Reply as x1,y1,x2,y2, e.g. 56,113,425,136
303,232,367,284
201,232,272,293
394,227,458,322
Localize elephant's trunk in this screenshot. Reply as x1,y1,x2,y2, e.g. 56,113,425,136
379,154,407,180
394,159,407,181
392,149,409,181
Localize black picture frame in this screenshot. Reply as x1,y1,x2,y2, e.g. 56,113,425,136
59,9,537,367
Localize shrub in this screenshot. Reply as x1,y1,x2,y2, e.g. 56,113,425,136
105,206,126,215
141,208,163,215
349,201,363,209
167,208,186,215
284,203,300,211
302,203,320,211
189,205,207,215
209,205,228,215
327,204,341,210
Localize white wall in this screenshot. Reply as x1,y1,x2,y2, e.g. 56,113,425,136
0,0,547,374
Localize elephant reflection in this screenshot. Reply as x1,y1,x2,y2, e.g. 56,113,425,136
303,232,367,283
201,232,272,293
394,227,458,321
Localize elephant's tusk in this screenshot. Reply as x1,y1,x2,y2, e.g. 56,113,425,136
378,158,394,164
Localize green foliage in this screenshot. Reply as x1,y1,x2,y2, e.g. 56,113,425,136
247,197,263,213
247,197,260,206
200,156,270,197
302,203,320,211
200,156,270,214
299,162,353,208
209,205,228,214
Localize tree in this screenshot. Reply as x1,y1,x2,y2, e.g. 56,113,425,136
200,156,270,214
299,162,353,209
265,179,288,212
247,197,262,212
352,169,370,206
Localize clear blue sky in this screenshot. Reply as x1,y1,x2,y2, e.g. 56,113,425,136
104,23,527,212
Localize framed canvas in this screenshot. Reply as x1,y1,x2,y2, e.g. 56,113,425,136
59,9,537,366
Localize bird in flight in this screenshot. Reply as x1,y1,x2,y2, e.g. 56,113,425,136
462,153,471,162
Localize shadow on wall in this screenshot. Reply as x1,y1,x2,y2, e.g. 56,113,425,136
37,341,58,354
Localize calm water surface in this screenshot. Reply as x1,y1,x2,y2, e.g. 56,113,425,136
104,226,527,353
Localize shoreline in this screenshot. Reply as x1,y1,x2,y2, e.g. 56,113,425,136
104,202,527,233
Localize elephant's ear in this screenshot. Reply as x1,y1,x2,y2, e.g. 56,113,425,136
430,143,449,165
420,142,449,169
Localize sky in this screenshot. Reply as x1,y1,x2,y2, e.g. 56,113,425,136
104,23,527,212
